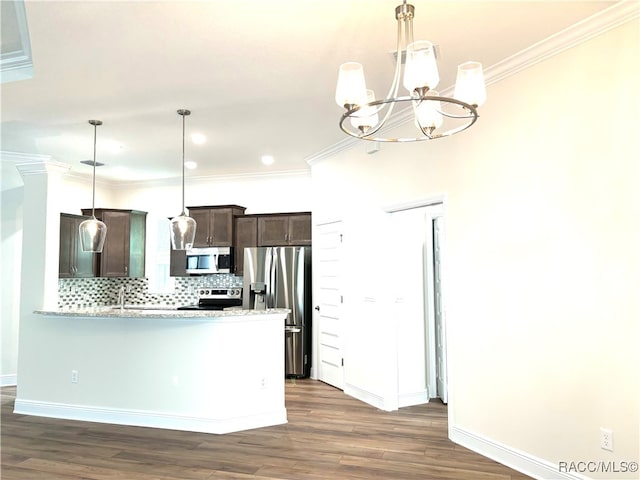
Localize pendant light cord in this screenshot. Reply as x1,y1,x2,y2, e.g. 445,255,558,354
92,122,97,218
181,111,186,215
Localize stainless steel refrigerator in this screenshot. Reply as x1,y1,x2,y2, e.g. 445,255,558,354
242,247,311,378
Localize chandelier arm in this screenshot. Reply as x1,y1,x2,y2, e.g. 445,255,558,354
405,4,414,46
363,15,407,138
339,95,478,142
385,15,404,102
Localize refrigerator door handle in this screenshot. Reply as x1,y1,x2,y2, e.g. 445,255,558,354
269,247,277,309
284,326,301,333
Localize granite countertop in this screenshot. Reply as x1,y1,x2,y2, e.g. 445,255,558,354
35,306,290,319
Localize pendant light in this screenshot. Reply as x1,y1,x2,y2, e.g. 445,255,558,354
79,120,107,252
169,109,197,250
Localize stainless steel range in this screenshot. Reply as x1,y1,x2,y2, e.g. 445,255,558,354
177,287,243,311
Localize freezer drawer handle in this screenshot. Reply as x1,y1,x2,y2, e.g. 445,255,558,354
284,326,301,333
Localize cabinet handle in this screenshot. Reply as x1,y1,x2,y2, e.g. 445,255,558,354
125,265,128,275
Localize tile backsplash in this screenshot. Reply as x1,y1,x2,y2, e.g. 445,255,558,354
58,275,243,308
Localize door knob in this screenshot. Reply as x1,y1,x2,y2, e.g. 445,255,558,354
314,306,320,311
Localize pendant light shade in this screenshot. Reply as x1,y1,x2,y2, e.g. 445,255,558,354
79,120,107,252
170,109,197,250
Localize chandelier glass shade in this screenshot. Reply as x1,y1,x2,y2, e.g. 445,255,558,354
79,120,108,252
335,1,486,142
170,109,197,250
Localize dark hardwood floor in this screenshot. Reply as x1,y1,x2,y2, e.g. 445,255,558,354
1,380,530,479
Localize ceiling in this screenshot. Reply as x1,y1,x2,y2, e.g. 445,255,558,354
0,0,619,184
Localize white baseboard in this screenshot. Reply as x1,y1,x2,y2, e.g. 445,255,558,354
450,425,589,480
14,398,287,435
344,382,390,411
345,384,430,411
1,374,17,387
398,389,429,408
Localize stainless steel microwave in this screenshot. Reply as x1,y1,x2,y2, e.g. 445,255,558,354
185,247,233,274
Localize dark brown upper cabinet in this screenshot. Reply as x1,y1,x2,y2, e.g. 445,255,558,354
187,205,246,247
257,213,312,247
233,215,258,275
82,208,147,277
59,213,97,278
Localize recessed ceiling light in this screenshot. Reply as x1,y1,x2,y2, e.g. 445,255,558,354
191,133,206,145
261,155,274,166
184,160,197,170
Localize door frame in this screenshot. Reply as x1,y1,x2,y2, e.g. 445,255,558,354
385,198,447,404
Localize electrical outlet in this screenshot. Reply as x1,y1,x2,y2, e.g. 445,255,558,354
600,428,613,451
71,370,79,383
260,377,267,389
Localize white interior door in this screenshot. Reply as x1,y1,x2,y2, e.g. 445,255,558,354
315,221,344,389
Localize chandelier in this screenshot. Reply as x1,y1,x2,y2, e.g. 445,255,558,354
335,1,486,142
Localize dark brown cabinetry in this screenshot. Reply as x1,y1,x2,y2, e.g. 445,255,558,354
59,213,97,278
169,207,310,277
188,205,246,247
82,209,147,277
233,215,258,275
257,213,312,246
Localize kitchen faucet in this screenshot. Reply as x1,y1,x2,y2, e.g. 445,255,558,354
118,285,125,310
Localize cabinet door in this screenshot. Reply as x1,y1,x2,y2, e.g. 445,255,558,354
257,216,289,246
101,211,130,277
288,214,312,245
190,210,212,247
128,212,146,277
234,216,257,274
59,214,96,278
59,214,76,278
170,249,187,277
210,209,234,246
75,232,97,278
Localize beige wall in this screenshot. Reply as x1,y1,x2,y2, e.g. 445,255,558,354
312,19,639,478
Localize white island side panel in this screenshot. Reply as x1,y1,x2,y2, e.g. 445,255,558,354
15,311,287,434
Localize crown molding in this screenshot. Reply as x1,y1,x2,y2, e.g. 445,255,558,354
1,151,71,177
1,151,52,164
15,161,71,178
62,168,311,190
306,0,639,166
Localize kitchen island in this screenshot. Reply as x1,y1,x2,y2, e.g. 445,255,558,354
14,307,289,434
